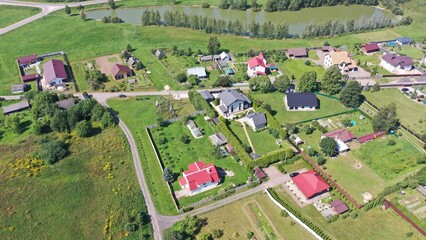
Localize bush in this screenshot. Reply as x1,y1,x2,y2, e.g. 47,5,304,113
387,139,396,146
405,232,413,237
317,155,326,166
246,231,254,239
280,210,288,217
176,72,187,83
75,120,93,138
319,137,338,157
39,140,68,164
202,2,210,8
212,229,223,238
180,134,190,144
341,119,352,127
350,211,358,219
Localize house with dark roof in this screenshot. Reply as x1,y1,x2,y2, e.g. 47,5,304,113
55,98,75,110
41,59,67,89
155,49,165,59
178,161,220,196
11,83,27,94
187,67,207,79
292,169,330,199
330,199,349,214
321,46,334,52
244,112,267,131
380,53,413,73
209,133,228,146
199,90,214,102
17,54,38,66
361,43,380,54
286,48,308,58
111,64,133,80
247,53,267,77
396,37,412,46
2,100,30,115
358,131,386,143
285,92,318,111
218,89,251,116
21,74,38,82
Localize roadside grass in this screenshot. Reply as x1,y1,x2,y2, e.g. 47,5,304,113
397,46,425,60
363,88,426,135
272,186,424,240
0,127,152,239
197,192,316,240
0,5,41,29
251,92,350,124
277,59,326,79
150,115,249,206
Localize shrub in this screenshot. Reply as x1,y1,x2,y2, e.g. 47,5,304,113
176,72,187,83
75,120,93,138
317,155,327,166
350,211,358,219
319,137,338,157
246,231,254,239
341,119,352,127
180,134,190,144
212,229,223,238
202,2,210,8
280,210,288,217
405,232,413,237
387,139,396,146
39,140,68,164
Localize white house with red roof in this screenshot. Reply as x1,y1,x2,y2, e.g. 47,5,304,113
247,53,267,77
178,161,220,196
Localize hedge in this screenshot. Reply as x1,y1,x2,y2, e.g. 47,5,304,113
268,188,332,240
188,90,217,118
246,148,294,170
256,108,288,139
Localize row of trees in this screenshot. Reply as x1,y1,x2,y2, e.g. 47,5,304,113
265,0,378,12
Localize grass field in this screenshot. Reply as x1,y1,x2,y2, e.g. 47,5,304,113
397,46,425,60
363,89,426,135
197,192,316,240
272,187,424,239
108,96,198,215
0,127,152,239
252,92,350,124
0,5,41,29
277,59,326,80
246,128,282,155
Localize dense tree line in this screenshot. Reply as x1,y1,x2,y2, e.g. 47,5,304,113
265,0,378,12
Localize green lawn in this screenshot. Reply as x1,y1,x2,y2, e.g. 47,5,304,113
352,52,381,65
272,187,424,240
70,61,89,91
246,128,281,155
228,121,250,147
150,115,249,206
364,89,426,135
0,127,152,239
397,46,425,60
277,59,326,80
252,92,350,124
0,108,33,145
0,5,41,29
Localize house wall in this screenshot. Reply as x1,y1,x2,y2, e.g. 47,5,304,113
227,100,247,114
288,105,317,111
247,66,266,77
324,55,333,68
380,59,412,73
190,181,219,195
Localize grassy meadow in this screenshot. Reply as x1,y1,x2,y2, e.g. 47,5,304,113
0,127,152,239
0,5,41,29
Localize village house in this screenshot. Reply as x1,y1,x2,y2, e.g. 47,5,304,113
243,112,267,131
361,43,380,54
17,54,39,67
2,100,30,115
41,59,67,90
187,67,207,80
217,89,251,116
286,48,308,58
396,37,412,46
285,92,318,111
292,169,330,200
380,53,413,73
209,133,228,147
247,53,267,77
199,90,214,102
322,129,355,153
111,64,133,80
178,161,220,196
324,50,358,72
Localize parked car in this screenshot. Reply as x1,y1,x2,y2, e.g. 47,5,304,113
118,94,126,98
401,88,409,92
289,172,299,178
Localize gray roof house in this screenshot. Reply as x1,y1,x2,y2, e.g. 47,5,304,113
55,98,75,110
209,133,228,146
11,83,27,93
396,37,412,45
200,55,220,62
244,112,267,131
2,100,30,115
187,67,207,79
285,92,318,111
199,90,214,102
187,120,203,138
155,50,165,59
218,89,251,117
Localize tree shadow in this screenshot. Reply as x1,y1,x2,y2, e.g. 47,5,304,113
20,120,32,133
90,127,103,137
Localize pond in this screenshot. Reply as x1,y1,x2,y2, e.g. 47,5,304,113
86,5,395,35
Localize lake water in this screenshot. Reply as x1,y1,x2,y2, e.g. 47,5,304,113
86,5,394,35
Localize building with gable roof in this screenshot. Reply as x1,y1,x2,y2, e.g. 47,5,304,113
324,50,358,72
380,53,413,73
217,89,251,116
247,53,267,77
41,59,67,89
292,169,330,199
178,161,220,195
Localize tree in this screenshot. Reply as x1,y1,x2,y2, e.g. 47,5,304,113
163,229,183,240
319,137,338,157
108,0,116,9
33,120,50,135
180,134,190,144
340,81,363,108
212,229,223,238
249,75,272,93
100,111,116,129
274,75,290,92
5,114,23,134
212,76,232,87
51,111,70,133
91,104,106,121
39,140,68,164
75,120,92,138
126,43,132,52
410,90,417,99
322,65,342,95
65,5,71,15
372,82,380,92
298,71,317,92
176,72,188,83
372,103,399,132
207,36,221,55
80,10,86,21
212,146,223,159
219,0,229,9
317,155,327,165
163,167,175,183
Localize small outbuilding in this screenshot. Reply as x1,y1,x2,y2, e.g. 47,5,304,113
17,54,38,66
55,98,75,110
254,167,267,180
286,48,308,58
396,37,412,46
244,112,267,131
155,50,165,59
362,43,380,54
187,67,207,79
199,90,214,102
330,199,349,214
209,133,228,146
21,74,38,82
11,83,27,93
2,100,30,115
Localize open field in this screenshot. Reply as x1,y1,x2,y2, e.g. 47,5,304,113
252,92,350,124
272,187,424,239
197,192,316,240
246,128,282,155
363,89,426,135
0,5,41,29
0,127,152,239
108,96,197,215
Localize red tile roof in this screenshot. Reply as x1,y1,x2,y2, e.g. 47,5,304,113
362,43,380,53
358,131,386,143
330,199,349,214
254,167,266,179
179,161,220,191
292,170,330,199
111,64,132,76
21,74,37,82
247,53,266,69
18,54,37,64
43,59,67,84
323,129,355,142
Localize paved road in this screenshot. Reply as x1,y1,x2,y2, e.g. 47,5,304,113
0,0,110,35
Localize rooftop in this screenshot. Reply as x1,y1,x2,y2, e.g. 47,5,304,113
18,54,37,64
43,59,67,84
247,53,266,69
245,112,267,127
55,98,75,110
292,169,330,199
2,100,30,115
382,53,413,67
111,64,132,76
219,89,251,107
187,67,207,78
179,161,220,191
330,199,349,214
323,129,355,142
287,48,308,57
286,92,318,108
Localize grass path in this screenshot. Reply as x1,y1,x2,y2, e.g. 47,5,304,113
242,122,256,154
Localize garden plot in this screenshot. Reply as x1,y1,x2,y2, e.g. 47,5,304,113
399,193,426,220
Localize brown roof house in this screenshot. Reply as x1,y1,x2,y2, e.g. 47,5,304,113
111,64,133,80
324,50,358,73
41,59,67,90
286,48,308,58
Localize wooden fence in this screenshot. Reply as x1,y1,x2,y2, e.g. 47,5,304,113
385,200,426,237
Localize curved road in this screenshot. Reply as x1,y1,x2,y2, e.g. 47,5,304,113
0,0,110,35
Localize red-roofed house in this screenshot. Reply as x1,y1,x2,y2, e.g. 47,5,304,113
17,54,38,66
292,170,330,199
178,161,220,195
111,64,133,80
361,43,380,54
42,59,67,89
322,129,355,143
247,53,267,77
358,131,386,143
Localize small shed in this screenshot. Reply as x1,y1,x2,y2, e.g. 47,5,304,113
155,50,165,59
225,143,235,156
250,152,261,160
11,83,27,93
212,117,220,125
2,100,30,115
254,167,267,180
330,199,349,214
55,98,75,110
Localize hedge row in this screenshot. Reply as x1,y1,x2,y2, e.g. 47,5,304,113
257,109,288,139
246,148,294,170
268,188,332,240
188,90,217,118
